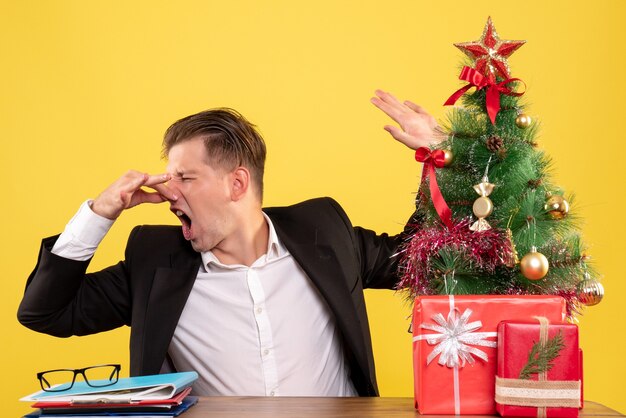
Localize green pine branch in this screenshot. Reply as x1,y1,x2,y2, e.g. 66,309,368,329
519,330,565,379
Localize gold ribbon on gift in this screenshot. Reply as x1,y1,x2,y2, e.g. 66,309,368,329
495,317,581,418
495,377,581,408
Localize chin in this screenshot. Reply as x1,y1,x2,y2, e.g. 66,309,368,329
189,239,212,253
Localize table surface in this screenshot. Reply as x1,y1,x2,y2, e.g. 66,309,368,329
182,398,623,417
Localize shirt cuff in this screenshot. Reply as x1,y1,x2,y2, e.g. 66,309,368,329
51,200,115,260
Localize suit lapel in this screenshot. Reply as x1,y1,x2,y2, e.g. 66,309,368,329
140,248,201,374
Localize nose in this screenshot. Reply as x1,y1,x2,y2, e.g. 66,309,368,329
163,180,182,203
166,179,180,192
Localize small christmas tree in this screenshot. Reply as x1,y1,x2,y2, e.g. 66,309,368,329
398,17,603,317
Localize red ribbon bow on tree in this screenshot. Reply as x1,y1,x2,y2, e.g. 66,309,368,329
444,66,525,125
415,147,453,229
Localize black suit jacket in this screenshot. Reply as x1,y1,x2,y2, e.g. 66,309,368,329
18,197,409,396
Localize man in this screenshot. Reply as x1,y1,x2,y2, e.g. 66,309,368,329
18,90,439,397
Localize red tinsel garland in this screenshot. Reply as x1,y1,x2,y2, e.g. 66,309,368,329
397,218,514,295
397,219,581,318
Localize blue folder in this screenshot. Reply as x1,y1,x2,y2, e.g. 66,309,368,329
21,372,198,403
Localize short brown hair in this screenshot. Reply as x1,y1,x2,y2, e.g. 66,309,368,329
162,108,267,200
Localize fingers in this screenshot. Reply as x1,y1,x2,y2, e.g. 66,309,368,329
370,94,394,114
404,100,427,114
92,171,175,220
371,90,405,117
374,89,402,107
371,90,431,126
141,173,178,201
404,100,437,129
129,189,168,208
143,173,171,187
384,125,414,146
142,192,167,204
150,183,178,202
372,90,429,115
371,98,402,125
120,172,149,193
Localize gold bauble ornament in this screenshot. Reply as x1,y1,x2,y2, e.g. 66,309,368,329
544,195,570,220
520,247,549,280
577,274,604,306
443,149,454,166
515,113,532,129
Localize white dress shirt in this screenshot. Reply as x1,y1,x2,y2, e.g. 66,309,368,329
52,201,357,397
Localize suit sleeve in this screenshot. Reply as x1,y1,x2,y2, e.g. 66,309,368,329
325,198,419,290
16,228,140,337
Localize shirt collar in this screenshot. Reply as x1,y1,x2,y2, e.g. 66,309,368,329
200,213,287,270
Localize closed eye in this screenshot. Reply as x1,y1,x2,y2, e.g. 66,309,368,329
171,175,194,183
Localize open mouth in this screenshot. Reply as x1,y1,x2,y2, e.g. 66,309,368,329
173,209,193,240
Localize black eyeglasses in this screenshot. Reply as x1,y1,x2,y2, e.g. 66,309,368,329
37,364,121,392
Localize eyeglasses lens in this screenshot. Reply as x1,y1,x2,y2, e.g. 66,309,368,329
83,365,119,387
39,370,76,392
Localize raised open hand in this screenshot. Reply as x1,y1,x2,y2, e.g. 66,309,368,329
370,89,441,150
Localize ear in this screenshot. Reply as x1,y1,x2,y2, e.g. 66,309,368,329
230,167,250,201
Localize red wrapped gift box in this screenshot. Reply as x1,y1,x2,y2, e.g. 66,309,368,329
412,295,565,415
496,319,582,417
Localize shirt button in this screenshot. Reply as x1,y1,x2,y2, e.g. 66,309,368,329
256,307,263,314
264,349,270,355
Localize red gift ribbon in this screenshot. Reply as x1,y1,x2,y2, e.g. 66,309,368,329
444,66,525,125
415,147,453,229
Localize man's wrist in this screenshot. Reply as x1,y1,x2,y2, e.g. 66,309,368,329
67,200,115,247
51,200,114,261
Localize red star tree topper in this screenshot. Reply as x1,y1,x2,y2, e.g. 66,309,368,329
454,17,525,79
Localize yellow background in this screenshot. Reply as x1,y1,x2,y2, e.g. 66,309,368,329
2,1,624,416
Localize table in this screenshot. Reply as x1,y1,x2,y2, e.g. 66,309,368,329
183,398,623,417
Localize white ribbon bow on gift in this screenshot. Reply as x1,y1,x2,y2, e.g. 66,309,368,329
414,306,498,368
412,296,499,415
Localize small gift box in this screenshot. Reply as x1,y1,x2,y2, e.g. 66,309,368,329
412,295,565,415
496,318,582,417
